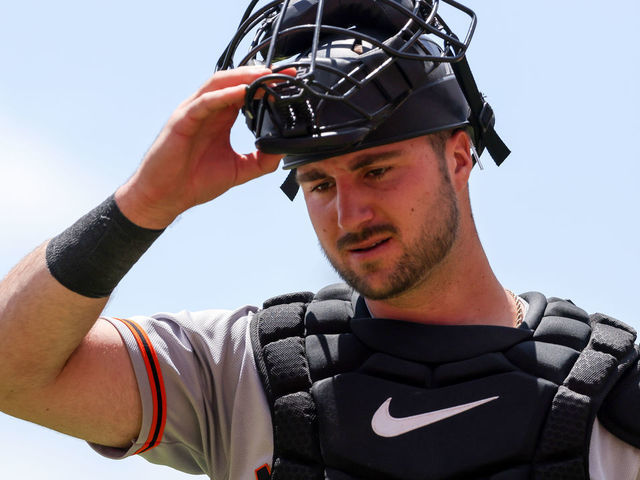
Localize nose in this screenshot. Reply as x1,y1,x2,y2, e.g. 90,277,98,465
336,183,375,232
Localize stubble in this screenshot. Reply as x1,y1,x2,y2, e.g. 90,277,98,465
321,173,460,300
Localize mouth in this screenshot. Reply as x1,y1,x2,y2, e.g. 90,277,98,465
348,237,391,253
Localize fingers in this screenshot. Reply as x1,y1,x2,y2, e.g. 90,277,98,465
186,66,299,105
172,84,245,137
174,66,294,137
277,67,298,77
193,66,273,98
180,66,301,130
189,85,246,121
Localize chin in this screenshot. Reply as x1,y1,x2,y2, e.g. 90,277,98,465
342,274,407,301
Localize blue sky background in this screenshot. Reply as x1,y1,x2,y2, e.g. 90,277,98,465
1,1,638,478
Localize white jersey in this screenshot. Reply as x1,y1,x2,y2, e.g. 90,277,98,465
91,306,640,479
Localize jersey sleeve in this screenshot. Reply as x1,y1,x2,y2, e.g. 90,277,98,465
89,306,273,477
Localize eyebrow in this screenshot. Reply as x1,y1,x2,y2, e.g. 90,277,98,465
296,149,403,184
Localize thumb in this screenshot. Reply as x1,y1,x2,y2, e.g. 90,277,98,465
255,151,282,175
233,150,283,186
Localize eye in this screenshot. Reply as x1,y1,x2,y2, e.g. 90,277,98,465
366,167,390,179
310,180,334,193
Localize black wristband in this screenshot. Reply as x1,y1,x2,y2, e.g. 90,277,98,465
45,194,165,298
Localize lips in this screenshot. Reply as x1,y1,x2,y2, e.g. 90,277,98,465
336,224,398,253
348,237,391,253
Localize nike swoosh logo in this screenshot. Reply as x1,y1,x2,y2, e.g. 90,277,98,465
371,395,500,438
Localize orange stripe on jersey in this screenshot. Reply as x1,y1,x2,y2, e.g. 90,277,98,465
113,318,167,454
255,463,271,480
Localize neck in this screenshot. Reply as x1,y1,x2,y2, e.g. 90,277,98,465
365,222,517,328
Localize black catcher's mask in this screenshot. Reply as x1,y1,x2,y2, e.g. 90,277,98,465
217,0,510,199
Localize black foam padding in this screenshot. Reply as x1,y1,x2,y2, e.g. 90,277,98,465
534,458,585,479
306,334,369,382
506,341,579,386
258,303,306,345
312,371,556,480
325,467,367,480
351,318,532,364
314,283,353,302
590,322,636,360
353,295,371,318
45,194,163,298
263,291,315,309
520,292,548,330
565,349,617,396
359,353,430,387
592,312,637,335
253,286,640,479
536,387,590,459
305,299,353,335
273,392,322,461
433,352,515,387
489,466,531,479
263,337,312,397
271,458,323,480
544,300,589,322
533,316,591,351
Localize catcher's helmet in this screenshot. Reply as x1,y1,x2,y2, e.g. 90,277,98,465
217,0,509,198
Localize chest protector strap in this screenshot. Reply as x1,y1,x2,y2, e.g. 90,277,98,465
250,285,637,479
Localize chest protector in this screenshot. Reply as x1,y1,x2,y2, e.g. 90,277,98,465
250,284,639,479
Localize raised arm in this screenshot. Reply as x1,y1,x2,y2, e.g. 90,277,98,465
0,67,282,448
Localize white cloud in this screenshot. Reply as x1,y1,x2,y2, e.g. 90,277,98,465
0,118,110,272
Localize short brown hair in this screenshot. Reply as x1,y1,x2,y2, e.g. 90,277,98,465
427,129,452,159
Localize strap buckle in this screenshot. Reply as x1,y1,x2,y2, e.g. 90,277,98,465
478,101,495,135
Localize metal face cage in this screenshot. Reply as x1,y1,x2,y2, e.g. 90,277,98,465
216,0,509,179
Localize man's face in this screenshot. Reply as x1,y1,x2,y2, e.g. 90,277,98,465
297,136,460,300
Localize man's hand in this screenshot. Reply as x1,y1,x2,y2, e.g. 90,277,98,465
116,66,284,229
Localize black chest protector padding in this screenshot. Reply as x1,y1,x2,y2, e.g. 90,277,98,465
250,285,638,480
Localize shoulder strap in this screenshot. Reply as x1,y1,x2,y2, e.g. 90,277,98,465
596,333,640,448
530,297,637,477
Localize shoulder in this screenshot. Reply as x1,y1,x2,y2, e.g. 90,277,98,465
109,305,260,349
251,283,356,341
522,292,640,449
99,305,270,477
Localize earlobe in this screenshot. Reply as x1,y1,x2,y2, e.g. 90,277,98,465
447,130,473,192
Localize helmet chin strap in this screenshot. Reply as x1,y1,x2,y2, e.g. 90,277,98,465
280,169,300,201
449,54,510,166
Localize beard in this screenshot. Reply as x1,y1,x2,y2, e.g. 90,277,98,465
320,176,460,300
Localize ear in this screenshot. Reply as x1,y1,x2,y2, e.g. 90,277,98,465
446,129,473,193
